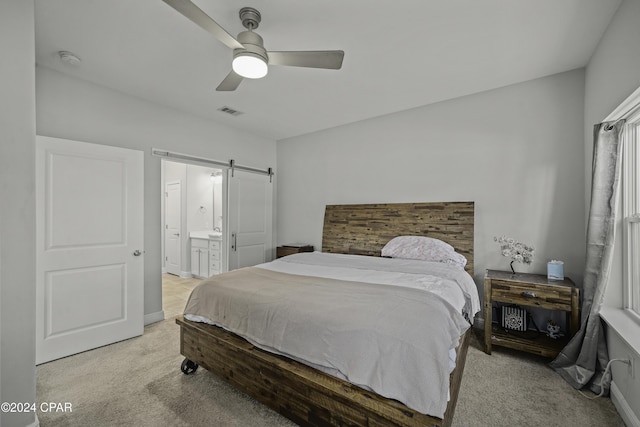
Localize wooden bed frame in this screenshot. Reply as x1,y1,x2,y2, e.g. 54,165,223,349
176,201,475,427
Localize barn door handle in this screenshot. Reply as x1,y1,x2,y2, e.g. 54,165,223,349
231,232,237,252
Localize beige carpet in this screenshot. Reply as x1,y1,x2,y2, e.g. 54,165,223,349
37,318,625,427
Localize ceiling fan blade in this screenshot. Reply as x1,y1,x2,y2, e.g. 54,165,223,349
267,51,344,69
216,70,243,91
162,0,243,50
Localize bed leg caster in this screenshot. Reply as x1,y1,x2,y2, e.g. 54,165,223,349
180,358,199,375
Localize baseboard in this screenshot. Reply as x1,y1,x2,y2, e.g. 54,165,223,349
179,271,193,279
611,381,640,427
144,310,165,325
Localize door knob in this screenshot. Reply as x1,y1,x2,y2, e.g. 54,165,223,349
133,250,143,256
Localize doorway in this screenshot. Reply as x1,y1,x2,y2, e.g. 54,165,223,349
161,160,226,277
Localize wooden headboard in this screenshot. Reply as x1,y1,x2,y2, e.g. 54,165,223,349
322,201,474,275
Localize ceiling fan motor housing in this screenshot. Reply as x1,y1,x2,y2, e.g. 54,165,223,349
234,31,268,64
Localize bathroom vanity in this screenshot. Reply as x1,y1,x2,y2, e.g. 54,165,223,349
189,231,222,279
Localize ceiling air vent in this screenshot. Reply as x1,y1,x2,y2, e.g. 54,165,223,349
217,106,243,116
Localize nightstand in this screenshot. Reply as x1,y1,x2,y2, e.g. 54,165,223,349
484,269,580,358
276,244,314,258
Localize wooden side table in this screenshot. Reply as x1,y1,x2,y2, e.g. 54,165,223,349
276,244,314,258
484,269,580,358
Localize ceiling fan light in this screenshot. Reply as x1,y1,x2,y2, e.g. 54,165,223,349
232,53,268,79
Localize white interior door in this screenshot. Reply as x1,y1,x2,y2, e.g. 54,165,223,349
164,181,181,276
36,136,144,364
227,170,273,270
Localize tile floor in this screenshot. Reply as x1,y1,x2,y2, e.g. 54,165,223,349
162,273,201,319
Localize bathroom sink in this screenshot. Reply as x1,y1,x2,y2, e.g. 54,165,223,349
208,232,222,238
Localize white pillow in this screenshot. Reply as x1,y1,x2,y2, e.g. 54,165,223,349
381,236,467,268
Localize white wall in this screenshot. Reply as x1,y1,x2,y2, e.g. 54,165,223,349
0,1,37,426
584,0,640,424
277,69,587,294
36,67,277,322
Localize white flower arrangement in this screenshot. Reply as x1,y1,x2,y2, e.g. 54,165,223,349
494,236,535,273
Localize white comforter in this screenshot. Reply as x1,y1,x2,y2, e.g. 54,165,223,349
184,252,480,418
260,252,480,322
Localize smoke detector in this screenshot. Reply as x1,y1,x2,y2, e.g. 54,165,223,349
58,51,81,66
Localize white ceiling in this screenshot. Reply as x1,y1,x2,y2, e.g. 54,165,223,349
35,0,621,141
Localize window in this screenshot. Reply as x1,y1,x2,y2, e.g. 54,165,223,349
622,109,640,318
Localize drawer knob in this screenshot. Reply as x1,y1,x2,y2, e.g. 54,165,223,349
521,291,536,298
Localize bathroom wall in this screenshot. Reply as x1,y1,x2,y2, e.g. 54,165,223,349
213,176,223,232
186,164,216,232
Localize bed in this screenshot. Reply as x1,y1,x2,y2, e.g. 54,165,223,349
176,201,477,426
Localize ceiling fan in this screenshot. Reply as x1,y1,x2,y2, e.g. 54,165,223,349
162,0,345,91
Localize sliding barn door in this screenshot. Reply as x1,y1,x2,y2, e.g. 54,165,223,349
227,170,273,270
35,136,144,364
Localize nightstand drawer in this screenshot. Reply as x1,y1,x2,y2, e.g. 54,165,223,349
491,280,573,311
